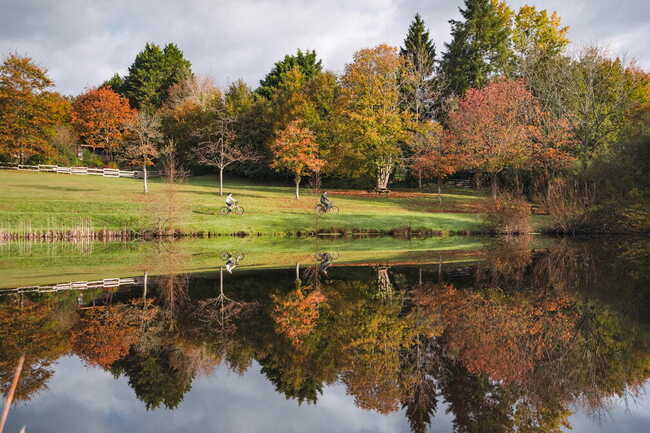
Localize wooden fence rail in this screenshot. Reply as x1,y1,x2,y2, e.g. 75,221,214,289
0,163,159,179
0,277,143,295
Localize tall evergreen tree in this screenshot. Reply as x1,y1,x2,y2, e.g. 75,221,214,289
440,0,512,97
109,43,192,112
401,13,437,120
401,13,436,78
256,49,322,99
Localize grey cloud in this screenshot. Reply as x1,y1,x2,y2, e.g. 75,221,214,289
0,0,648,95
5,356,649,433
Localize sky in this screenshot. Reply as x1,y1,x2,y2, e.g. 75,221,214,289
1,0,649,96
6,356,649,433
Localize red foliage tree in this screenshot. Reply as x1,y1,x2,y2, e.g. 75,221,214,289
71,87,136,160
447,79,539,198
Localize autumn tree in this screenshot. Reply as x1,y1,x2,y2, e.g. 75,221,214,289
447,79,538,198
195,106,260,196
71,305,140,369
341,45,411,189
71,87,136,160
511,5,569,76
270,119,325,199
123,112,162,193
408,121,459,195
0,54,68,162
271,287,326,347
528,47,648,169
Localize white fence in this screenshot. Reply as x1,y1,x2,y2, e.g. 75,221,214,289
0,163,159,179
0,277,142,295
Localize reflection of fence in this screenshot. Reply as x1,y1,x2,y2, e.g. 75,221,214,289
0,277,142,295
0,163,159,179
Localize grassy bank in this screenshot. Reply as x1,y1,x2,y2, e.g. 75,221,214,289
0,170,499,236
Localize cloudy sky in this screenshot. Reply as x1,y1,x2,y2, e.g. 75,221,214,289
6,356,649,433
1,0,649,95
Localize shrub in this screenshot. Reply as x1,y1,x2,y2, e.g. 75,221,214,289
82,150,105,168
543,178,594,233
483,193,531,234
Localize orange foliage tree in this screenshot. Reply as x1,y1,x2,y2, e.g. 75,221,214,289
271,287,326,346
0,54,69,162
71,303,143,369
71,87,136,160
270,119,325,199
447,79,539,198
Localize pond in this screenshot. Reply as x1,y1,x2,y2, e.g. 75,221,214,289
0,236,649,433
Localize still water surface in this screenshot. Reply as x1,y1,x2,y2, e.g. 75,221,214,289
1,237,649,432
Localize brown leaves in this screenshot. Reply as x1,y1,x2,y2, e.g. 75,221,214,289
71,87,136,152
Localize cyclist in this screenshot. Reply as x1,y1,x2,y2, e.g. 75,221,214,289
320,191,332,212
225,192,238,213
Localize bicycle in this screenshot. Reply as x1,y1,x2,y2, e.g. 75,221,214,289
220,204,245,216
314,203,340,215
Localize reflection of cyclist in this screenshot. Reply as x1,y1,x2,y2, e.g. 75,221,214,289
317,252,332,276
225,255,237,273
225,193,237,213
320,192,332,211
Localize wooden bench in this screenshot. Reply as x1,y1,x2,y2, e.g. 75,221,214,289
367,187,391,195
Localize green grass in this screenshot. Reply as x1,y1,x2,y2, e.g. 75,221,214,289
0,170,495,235
0,236,490,288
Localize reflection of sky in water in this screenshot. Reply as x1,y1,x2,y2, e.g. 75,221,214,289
5,356,649,433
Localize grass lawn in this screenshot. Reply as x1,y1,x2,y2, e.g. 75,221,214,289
0,236,490,288
0,170,501,235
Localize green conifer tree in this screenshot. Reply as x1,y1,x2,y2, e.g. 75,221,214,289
440,0,512,96
256,49,322,99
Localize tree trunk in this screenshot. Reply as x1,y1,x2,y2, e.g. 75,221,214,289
491,173,498,200
143,161,148,194
376,158,393,190
437,177,442,205
295,175,301,200
418,169,422,190
219,167,224,196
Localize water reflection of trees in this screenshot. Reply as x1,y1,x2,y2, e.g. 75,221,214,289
0,239,649,432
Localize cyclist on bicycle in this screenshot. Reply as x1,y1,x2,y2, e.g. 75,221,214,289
320,191,332,211
225,193,237,213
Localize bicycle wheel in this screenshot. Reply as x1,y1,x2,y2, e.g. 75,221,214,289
220,207,230,216
329,206,340,215
235,206,245,216
315,204,326,215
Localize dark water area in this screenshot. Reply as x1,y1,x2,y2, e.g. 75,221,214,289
1,237,649,432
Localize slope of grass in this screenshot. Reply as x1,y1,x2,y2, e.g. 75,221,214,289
0,170,492,235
